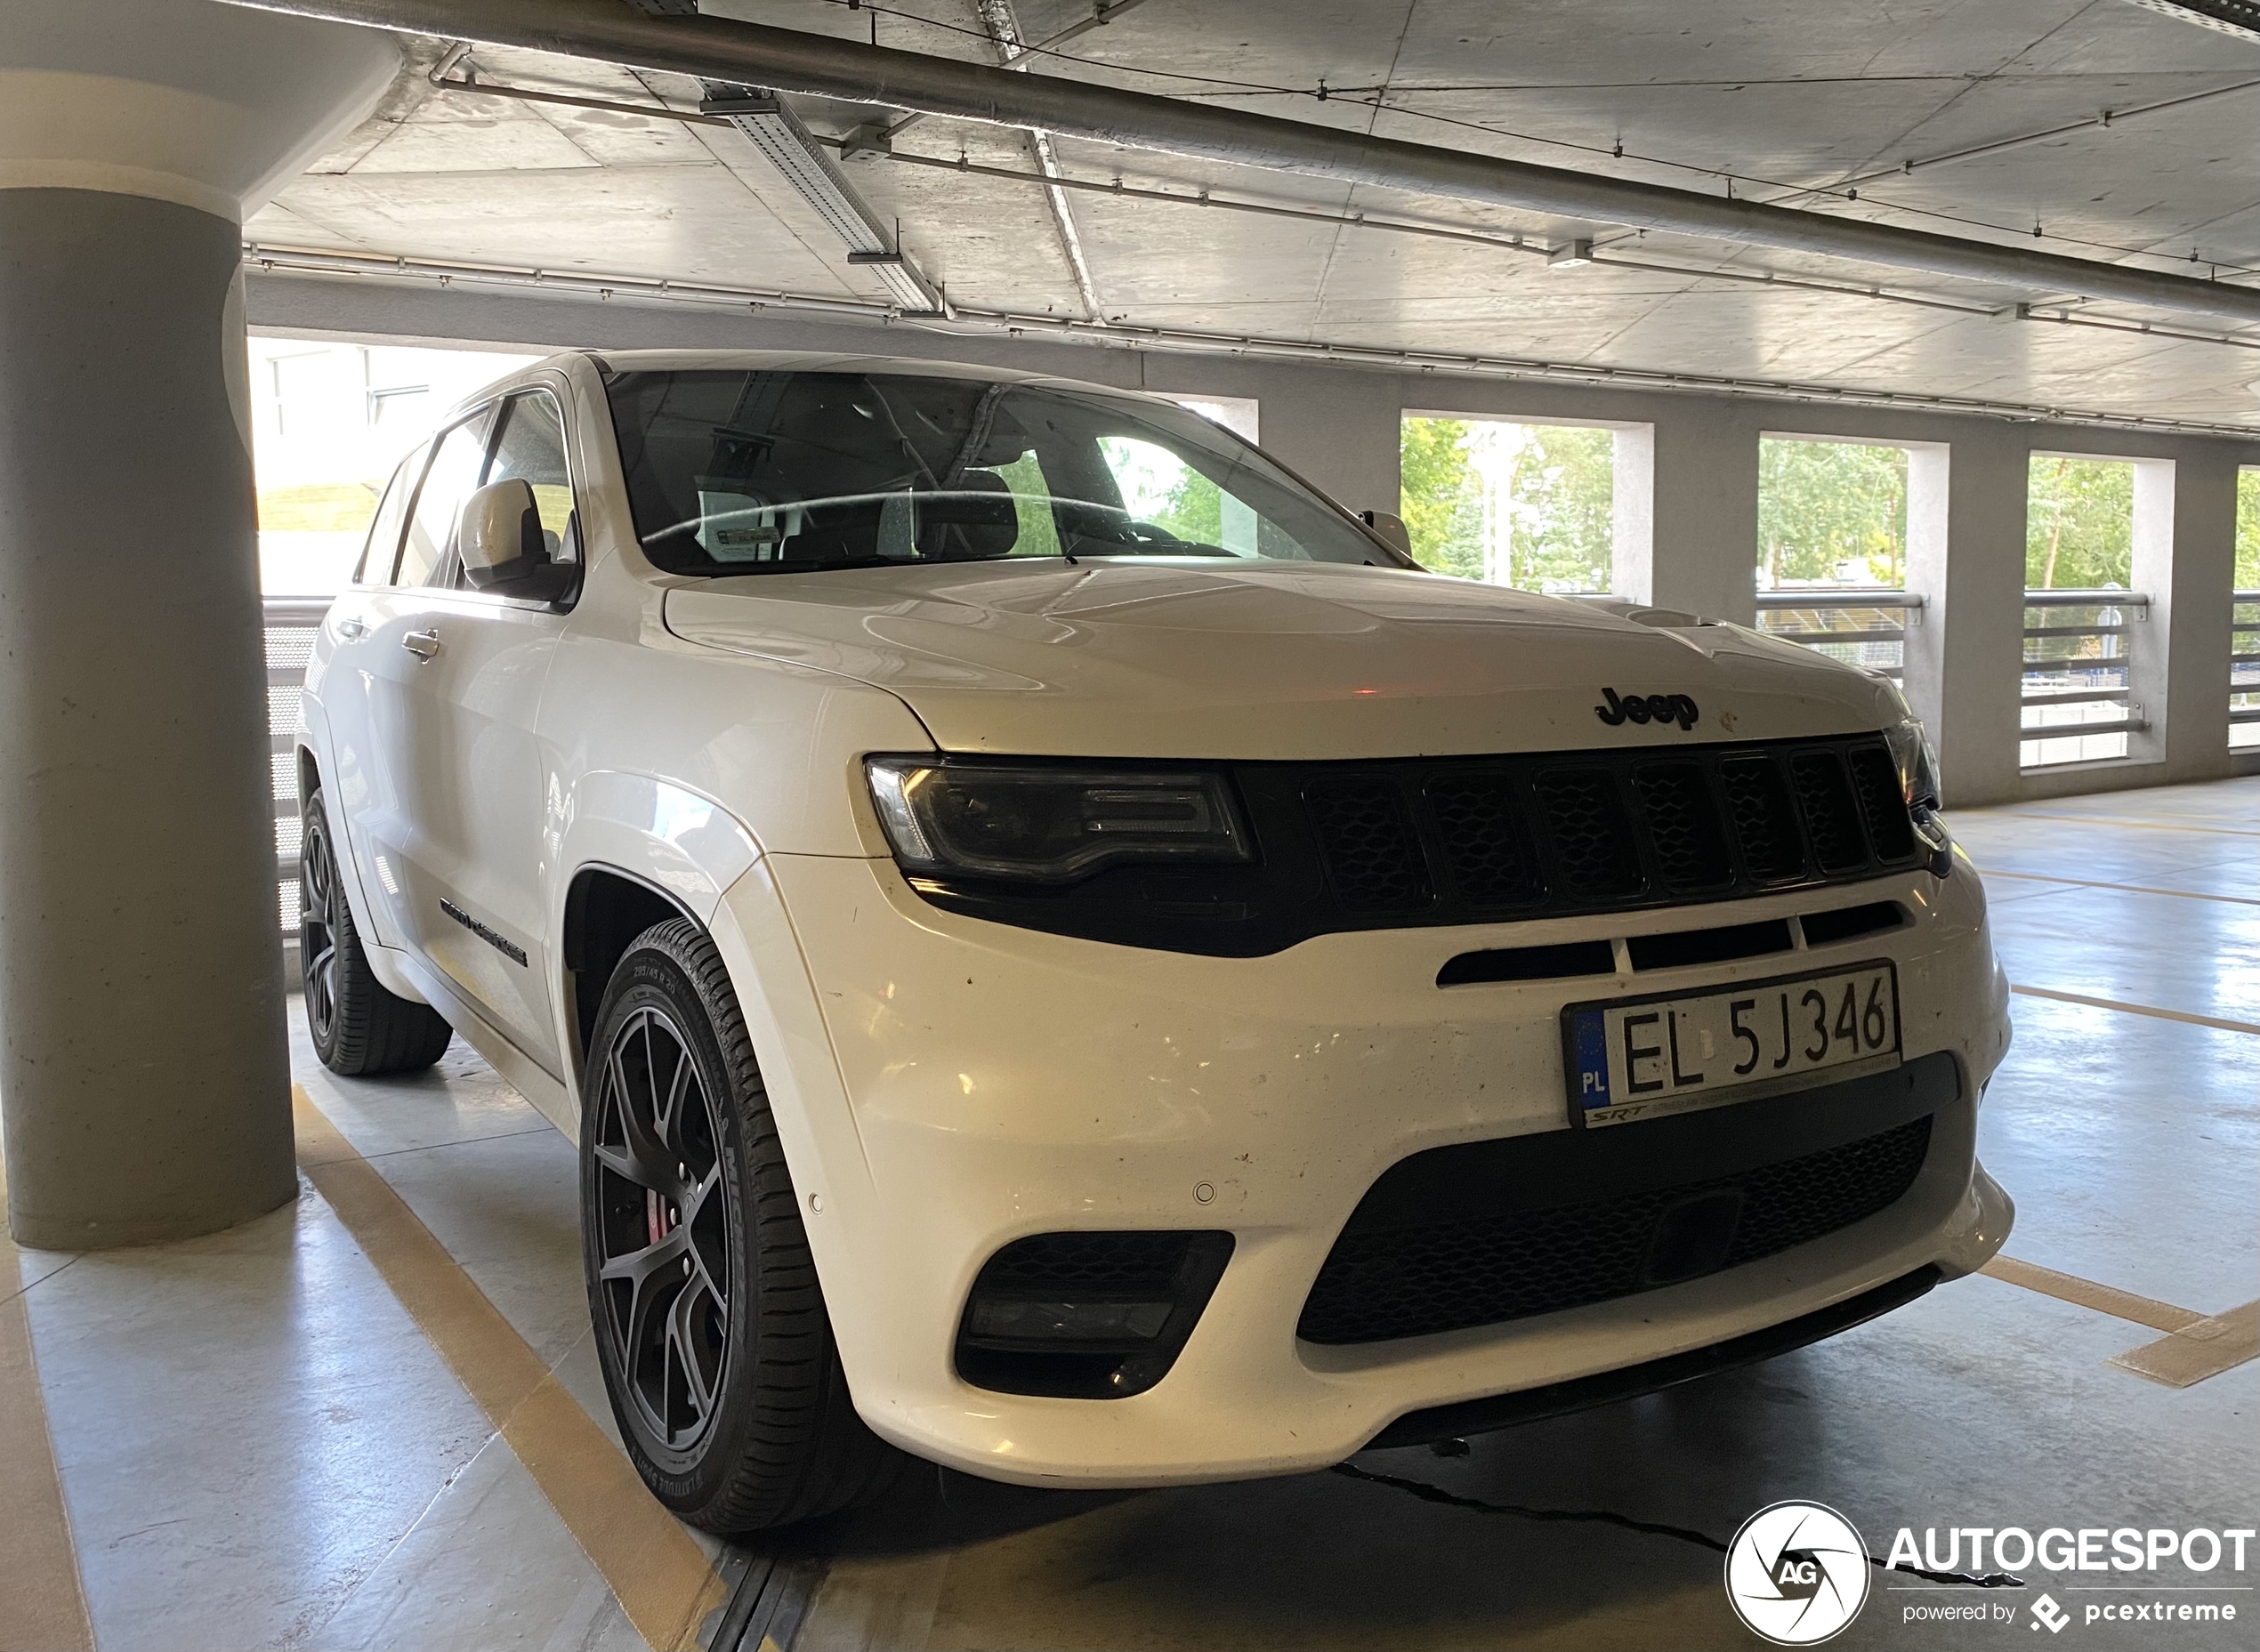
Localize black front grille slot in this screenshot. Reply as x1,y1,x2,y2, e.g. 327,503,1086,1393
1632,762,1732,891
1305,778,1429,910
1847,745,1917,862
1425,773,1542,908
1790,750,1869,874
1534,769,1645,899
1719,754,1805,881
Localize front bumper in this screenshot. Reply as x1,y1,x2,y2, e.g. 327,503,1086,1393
718,851,2014,1487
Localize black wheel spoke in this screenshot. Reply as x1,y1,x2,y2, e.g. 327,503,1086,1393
666,1277,722,1425
301,814,340,1041
601,1036,679,1194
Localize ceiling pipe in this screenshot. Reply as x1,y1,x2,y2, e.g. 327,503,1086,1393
213,0,2260,326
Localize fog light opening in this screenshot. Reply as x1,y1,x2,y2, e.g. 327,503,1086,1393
955,1230,1234,1399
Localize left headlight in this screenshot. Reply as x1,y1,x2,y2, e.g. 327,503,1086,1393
1883,718,1952,876
1883,717,1942,811
864,757,1253,884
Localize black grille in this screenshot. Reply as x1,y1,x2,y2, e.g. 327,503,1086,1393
1304,779,1429,908
1719,755,1804,881
1424,774,1540,907
1632,762,1732,891
902,733,1929,956
1295,1060,1948,1348
1846,746,1917,863
1533,769,1645,899
1789,751,1868,874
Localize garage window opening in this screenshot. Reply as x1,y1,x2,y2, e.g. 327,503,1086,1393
1756,436,1917,681
1399,416,1615,594
2234,467,2259,751
2023,454,2143,769
250,337,539,597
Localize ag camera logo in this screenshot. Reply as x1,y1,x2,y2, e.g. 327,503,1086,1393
1725,1501,1872,1645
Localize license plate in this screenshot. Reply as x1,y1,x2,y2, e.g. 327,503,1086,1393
1562,961,1901,1129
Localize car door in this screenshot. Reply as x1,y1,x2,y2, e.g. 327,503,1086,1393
377,389,580,1073
316,437,429,954
351,410,496,961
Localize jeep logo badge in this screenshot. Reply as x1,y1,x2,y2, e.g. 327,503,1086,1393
1596,688,1699,730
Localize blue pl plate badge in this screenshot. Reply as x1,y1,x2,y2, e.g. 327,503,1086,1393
1571,1009,1610,1119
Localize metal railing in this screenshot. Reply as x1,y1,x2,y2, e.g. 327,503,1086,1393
2022,587,2148,767
2234,590,2260,751
1755,588,1923,681
265,597,331,945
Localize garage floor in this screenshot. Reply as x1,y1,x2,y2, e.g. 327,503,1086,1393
4,778,2253,1652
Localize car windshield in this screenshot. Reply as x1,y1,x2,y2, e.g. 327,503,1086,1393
603,368,1393,576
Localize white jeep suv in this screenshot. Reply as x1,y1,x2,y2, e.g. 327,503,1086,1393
297,350,2014,1532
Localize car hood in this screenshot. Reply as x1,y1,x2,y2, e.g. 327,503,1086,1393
662,560,1901,760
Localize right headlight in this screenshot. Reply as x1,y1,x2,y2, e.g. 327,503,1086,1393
864,757,1252,885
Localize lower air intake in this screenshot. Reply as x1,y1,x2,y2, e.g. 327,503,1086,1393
956,1229,1233,1398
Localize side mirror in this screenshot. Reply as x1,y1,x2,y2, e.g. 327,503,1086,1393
459,477,578,602
1360,509,1413,560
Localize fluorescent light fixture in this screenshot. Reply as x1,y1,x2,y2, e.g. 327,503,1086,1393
701,87,946,313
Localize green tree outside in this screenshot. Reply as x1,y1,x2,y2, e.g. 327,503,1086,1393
1756,439,1908,587
2025,455,2135,589
2235,467,2258,591
1400,416,1487,579
1398,416,1612,592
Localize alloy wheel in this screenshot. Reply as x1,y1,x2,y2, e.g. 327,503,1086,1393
300,807,341,1044
590,1006,732,1455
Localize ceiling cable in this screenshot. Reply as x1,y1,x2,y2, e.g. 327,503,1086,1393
415,60,2260,339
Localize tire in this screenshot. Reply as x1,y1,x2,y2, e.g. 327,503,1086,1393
300,786,454,1076
580,919,906,1533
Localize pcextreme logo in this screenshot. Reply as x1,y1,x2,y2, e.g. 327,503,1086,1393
1725,1501,1872,1645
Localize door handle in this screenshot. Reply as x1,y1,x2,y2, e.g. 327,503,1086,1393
335,616,367,641
401,629,441,661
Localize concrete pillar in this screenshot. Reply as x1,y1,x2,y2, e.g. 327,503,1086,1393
1618,405,1759,625
1907,426,2030,807
1264,367,1401,521
2141,449,2240,780
0,2,395,1248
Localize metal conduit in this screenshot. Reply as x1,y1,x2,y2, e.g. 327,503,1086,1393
215,0,2260,327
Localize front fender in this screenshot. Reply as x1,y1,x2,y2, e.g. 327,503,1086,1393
557,770,763,926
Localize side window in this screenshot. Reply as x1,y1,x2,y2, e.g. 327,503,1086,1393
477,391,580,578
354,446,424,586
397,415,490,589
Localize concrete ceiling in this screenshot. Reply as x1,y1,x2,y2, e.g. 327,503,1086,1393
245,0,2260,427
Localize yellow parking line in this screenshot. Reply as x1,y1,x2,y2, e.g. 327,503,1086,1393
2110,1301,2260,1389
2010,985,2260,1036
1981,1255,2204,1334
294,1088,726,1652
1978,867,2260,908
0,1162,95,1652
1992,810,2259,838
